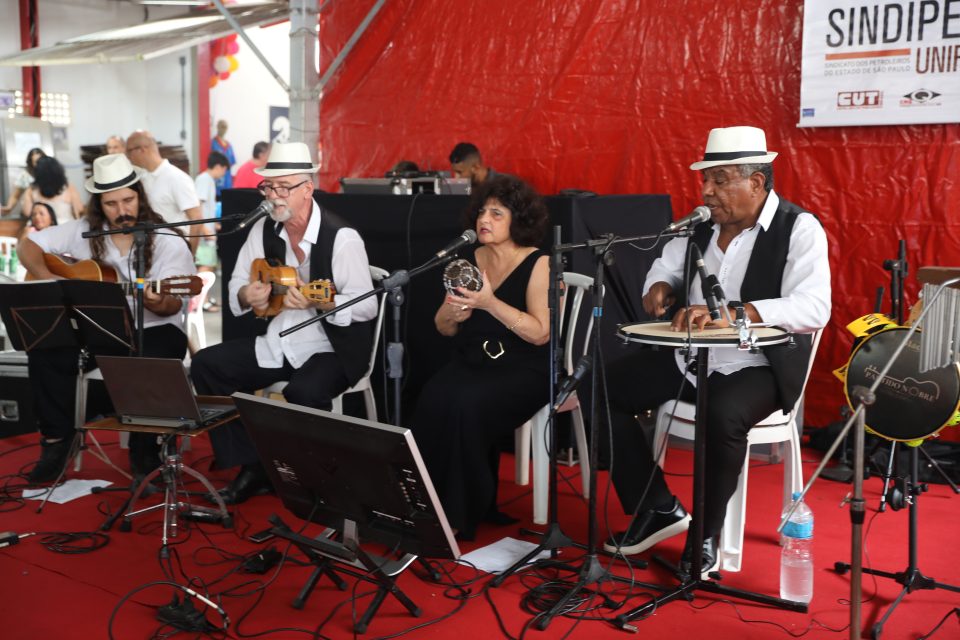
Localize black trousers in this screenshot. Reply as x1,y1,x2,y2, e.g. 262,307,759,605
190,337,349,469
26,323,188,469
607,347,780,538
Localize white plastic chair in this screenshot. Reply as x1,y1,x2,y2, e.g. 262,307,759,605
514,272,594,525
262,265,389,421
652,328,823,572
186,271,217,353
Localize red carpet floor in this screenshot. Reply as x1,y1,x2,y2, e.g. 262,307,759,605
1,430,958,639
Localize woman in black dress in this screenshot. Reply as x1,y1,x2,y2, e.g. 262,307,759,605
411,175,551,540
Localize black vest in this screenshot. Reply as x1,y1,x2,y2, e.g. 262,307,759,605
262,211,374,386
682,197,815,412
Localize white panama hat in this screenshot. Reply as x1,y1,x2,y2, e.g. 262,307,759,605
84,153,143,193
254,142,321,177
689,126,778,171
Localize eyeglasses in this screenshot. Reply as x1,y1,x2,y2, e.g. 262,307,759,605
257,180,310,197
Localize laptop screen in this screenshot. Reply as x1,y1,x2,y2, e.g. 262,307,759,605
97,356,202,423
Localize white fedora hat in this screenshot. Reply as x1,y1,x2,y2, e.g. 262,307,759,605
689,126,778,171
254,142,321,177
84,153,143,193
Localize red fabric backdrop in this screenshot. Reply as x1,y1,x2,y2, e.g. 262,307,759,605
317,0,960,429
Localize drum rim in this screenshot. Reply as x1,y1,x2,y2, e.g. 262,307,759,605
616,320,790,348
843,325,960,442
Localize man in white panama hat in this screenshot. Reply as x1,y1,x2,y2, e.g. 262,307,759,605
191,142,377,505
18,153,196,485
602,126,832,575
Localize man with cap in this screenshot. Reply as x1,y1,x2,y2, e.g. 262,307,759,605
18,154,196,484
191,142,377,505
602,126,831,575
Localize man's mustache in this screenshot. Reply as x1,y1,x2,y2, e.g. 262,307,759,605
114,214,137,225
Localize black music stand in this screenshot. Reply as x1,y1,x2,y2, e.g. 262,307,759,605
231,392,459,634
613,326,808,629
0,279,134,508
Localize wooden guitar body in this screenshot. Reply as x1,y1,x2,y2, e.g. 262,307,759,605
250,257,336,317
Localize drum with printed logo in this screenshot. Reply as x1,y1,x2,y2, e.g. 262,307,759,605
841,325,960,442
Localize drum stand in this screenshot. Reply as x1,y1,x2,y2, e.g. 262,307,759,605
833,445,960,639
614,344,808,629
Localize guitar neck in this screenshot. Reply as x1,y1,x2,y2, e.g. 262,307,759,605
119,280,162,295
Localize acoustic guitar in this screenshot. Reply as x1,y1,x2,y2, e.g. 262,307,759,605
27,253,203,297
250,258,336,317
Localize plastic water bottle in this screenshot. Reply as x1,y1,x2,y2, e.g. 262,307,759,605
780,492,814,603
8,247,17,276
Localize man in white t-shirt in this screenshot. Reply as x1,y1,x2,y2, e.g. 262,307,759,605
18,154,197,485
126,130,202,253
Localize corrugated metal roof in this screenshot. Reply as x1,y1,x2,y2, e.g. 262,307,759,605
0,3,289,66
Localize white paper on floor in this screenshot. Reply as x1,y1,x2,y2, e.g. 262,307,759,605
458,536,552,574
23,479,113,504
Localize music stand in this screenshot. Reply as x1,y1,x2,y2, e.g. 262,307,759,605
0,279,134,508
613,323,808,629
231,392,459,634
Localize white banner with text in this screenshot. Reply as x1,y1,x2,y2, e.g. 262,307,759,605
799,0,960,127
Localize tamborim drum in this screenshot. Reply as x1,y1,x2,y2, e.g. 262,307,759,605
617,321,790,349
843,326,960,442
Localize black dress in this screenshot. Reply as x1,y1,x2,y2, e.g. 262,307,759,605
411,248,549,538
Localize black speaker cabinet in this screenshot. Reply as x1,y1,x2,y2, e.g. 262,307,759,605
0,352,36,438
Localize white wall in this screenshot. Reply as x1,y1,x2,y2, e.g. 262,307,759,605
0,0,190,204
208,21,290,173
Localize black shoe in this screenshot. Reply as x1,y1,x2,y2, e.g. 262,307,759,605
679,533,720,578
207,464,272,506
483,507,520,526
27,438,72,484
603,497,691,556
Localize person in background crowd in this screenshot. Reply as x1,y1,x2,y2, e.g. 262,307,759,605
191,142,377,505
105,135,126,155
449,142,505,188
126,130,203,253
194,151,230,311
18,201,58,242
386,160,420,176
22,156,83,225
232,141,271,189
210,119,236,195
2,147,45,216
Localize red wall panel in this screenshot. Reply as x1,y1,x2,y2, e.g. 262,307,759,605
318,0,960,429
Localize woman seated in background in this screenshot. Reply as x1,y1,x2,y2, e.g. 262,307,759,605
411,175,552,540
22,156,83,224
1,147,45,216
18,202,58,241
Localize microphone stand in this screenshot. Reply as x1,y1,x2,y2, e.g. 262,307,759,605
495,228,693,629
279,252,455,426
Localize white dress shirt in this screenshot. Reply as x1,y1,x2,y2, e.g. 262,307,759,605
140,159,200,224
30,218,196,332
643,191,832,379
229,201,378,369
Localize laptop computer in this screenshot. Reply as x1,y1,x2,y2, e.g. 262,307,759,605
97,356,237,429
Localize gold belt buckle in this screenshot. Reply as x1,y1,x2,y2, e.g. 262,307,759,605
482,340,505,360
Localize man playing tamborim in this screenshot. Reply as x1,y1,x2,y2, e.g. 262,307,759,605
604,126,831,575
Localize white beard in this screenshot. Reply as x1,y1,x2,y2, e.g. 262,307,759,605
268,200,293,223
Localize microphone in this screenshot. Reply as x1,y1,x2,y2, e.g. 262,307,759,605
236,200,274,230
691,244,721,320
435,229,477,259
553,355,592,412
666,205,711,233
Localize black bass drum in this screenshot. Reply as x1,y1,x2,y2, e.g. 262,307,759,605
843,326,960,441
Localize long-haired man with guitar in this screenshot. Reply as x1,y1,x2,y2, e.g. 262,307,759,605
18,153,197,485
191,142,377,505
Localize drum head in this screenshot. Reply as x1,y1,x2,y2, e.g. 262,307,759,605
844,327,960,441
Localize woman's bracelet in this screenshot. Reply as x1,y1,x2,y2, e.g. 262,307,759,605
507,312,524,332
